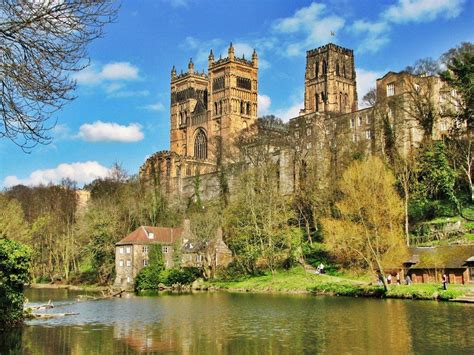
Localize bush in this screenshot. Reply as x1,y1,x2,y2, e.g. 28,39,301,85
162,268,201,286
134,266,162,292
302,242,338,275
0,238,31,328
135,267,201,291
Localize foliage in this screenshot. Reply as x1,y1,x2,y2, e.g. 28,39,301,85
135,266,201,291
224,164,300,274
0,238,31,328
440,42,474,129
321,156,407,290
301,242,338,275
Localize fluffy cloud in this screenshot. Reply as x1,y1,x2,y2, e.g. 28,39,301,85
258,94,272,116
274,101,304,122
356,69,385,108
77,121,144,142
273,3,345,56
4,161,111,187
351,20,390,53
383,0,465,24
74,62,140,85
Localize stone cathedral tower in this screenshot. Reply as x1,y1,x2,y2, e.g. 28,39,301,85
304,43,358,114
169,43,258,164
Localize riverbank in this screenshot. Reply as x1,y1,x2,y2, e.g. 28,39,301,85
206,267,472,301
29,283,108,292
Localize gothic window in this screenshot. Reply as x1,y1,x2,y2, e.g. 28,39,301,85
343,64,346,78
387,83,395,96
237,77,251,90
194,129,207,160
179,112,183,126
345,94,349,110
214,102,218,115
213,77,224,91
336,62,340,76
246,102,251,115
219,101,223,115
315,61,319,78
322,60,327,75
240,101,245,114
339,92,343,112
315,93,319,112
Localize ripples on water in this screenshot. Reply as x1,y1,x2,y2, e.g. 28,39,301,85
1,288,473,354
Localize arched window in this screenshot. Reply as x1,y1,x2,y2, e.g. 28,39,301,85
315,93,319,112
240,101,245,114
219,101,223,115
194,129,207,160
339,92,343,112
246,102,251,115
179,112,183,125
214,102,218,115
315,61,319,77
322,60,327,75
343,64,346,78
336,62,340,76
345,94,349,110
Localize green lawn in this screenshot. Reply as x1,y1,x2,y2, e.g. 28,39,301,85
207,267,472,301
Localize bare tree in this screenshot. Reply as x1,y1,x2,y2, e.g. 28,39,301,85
0,0,118,150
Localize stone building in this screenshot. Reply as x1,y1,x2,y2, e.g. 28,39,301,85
114,226,183,289
140,42,459,200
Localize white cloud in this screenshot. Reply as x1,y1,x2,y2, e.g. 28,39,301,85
383,0,465,24
77,121,144,142
74,62,140,85
351,20,390,53
4,161,111,187
356,68,385,108
107,90,150,99
142,102,165,111
273,3,345,56
163,0,190,8
274,101,304,122
258,94,272,116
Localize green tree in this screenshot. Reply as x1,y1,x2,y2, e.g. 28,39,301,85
321,156,407,290
0,237,31,328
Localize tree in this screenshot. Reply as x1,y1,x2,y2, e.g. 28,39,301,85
321,157,407,290
0,1,118,150
0,237,31,328
440,42,473,130
189,203,223,279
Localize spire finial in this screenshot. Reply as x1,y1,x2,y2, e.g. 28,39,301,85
228,42,235,60
188,58,194,74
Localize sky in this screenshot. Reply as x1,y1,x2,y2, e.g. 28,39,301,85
1,0,473,188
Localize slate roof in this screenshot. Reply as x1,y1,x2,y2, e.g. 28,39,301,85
116,226,182,246
406,245,474,269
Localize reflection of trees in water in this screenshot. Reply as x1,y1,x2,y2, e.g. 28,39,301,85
0,328,22,354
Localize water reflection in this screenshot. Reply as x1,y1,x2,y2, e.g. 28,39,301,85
3,289,473,354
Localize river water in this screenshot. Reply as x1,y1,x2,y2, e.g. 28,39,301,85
1,288,473,354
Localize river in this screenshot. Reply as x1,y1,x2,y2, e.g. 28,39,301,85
1,288,473,354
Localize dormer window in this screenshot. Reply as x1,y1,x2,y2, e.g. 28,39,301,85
148,232,154,239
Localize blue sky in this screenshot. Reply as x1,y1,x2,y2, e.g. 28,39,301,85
1,0,473,188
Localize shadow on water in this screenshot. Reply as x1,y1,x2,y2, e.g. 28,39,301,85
1,289,473,354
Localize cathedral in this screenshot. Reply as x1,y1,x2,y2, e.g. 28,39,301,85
140,42,453,199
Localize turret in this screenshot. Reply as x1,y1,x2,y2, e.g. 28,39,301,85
228,42,234,61
208,49,214,67
252,49,258,68
188,58,194,74
171,65,176,79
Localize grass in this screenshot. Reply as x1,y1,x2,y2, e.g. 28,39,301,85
207,267,472,301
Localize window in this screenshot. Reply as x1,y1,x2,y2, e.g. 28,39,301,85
246,102,251,115
365,130,371,139
126,260,131,267
214,102,218,115
236,77,251,90
366,115,370,124
162,246,169,253
350,118,355,128
315,94,319,112
387,83,395,96
306,142,312,150
194,129,208,159
306,128,312,136
125,246,131,254
322,60,327,75
336,62,340,76
295,131,300,138
127,277,131,283
142,246,149,254
352,134,358,142
358,115,363,126
119,260,124,267
119,247,124,254
296,145,300,152
143,259,148,267
314,62,319,77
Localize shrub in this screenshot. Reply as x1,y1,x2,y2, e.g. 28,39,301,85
0,238,31,328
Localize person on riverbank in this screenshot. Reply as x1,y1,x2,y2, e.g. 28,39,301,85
405,275,412,285
442,273,448,290
396,273,401,285
387,274,392,284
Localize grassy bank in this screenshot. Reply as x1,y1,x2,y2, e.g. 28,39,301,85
207,267,471,301
29,283,108,292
